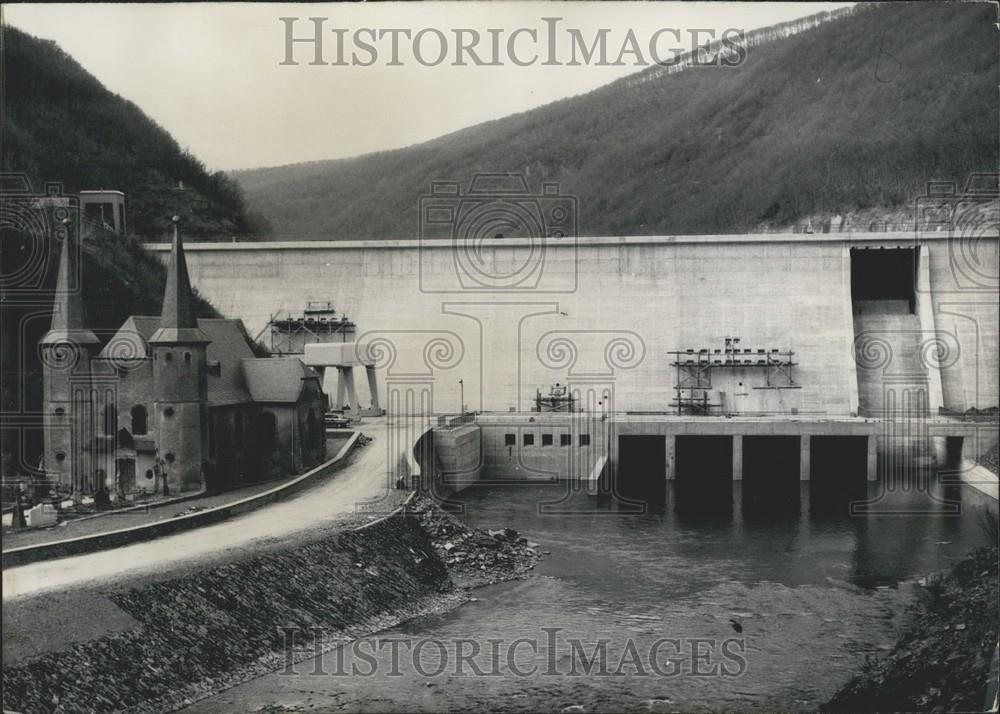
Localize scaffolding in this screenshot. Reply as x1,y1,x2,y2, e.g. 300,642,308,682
261,301,356,355
669,336,798,415
535,383,576,412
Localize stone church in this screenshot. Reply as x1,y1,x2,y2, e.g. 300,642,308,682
40,219,327,497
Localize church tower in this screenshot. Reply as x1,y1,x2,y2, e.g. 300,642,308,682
149,217,210,493
40,219,100,494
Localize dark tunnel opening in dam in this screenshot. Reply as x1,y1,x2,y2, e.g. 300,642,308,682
851,247,917,312
742,436,801,516
675,436,733,514
616,435,667,506
810,436,869,515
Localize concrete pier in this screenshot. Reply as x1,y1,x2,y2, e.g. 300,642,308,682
665,434,675,481
799,435,811,513
867,435,878,482
732,434,743,482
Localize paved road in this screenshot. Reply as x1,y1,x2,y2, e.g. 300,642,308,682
2,419,413,601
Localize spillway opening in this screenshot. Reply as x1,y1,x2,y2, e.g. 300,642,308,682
851,247,917,312
810,436,869,514
742,436,801,515
616,435,666,505
675,436,733,514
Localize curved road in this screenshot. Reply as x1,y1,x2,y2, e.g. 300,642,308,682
3,419,410,601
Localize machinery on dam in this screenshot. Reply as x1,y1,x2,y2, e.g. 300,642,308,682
534,383,576,413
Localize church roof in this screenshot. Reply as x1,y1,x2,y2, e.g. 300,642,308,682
150,220,208,345
40,229,99,347
101,316,257,406
241,358,322,404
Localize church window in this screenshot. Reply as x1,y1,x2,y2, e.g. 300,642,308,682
131,405,148,435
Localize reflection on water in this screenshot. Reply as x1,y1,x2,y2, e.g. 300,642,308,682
194,479,996,713
456,477,993,591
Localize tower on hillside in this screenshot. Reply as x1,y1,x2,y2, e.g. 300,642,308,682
79,190,126,236
149,216,210,493
40,219,101,494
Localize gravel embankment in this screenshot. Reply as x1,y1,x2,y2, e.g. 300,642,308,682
824,545,999,712
978,444,999,476
1,496,543,713
407,495,544,587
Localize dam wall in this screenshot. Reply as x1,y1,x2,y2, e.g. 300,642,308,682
148,233,999,416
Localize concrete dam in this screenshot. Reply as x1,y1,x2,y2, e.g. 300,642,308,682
149,230,1000,507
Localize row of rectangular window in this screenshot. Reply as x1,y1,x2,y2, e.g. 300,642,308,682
504,433,591,447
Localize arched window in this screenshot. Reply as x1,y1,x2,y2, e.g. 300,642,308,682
131,405,148,435
184,352,192,364
103,404,117,435
256,411,277,452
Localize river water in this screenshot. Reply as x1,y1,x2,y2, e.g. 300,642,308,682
192,479,996,713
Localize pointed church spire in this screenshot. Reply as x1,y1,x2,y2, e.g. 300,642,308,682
40,218,99,346
150,216,208,344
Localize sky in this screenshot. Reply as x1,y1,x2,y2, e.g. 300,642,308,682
5,2,853,171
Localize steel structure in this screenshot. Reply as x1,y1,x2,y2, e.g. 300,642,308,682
669,336,797,415
261,301,356,355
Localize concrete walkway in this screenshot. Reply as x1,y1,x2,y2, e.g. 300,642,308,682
2,419,400,601
2,433,355,550
960,460,999,501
